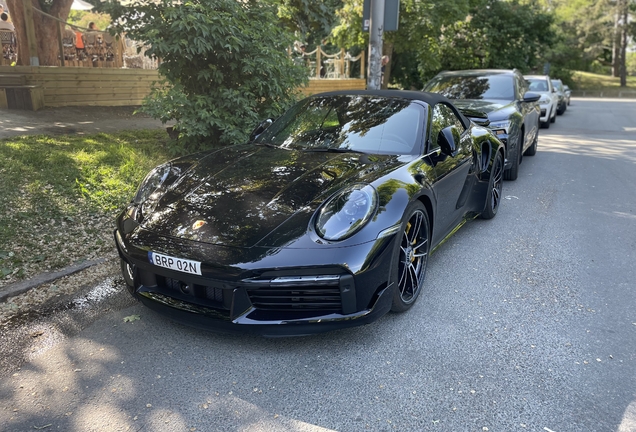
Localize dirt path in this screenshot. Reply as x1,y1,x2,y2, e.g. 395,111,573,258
0,106,169,139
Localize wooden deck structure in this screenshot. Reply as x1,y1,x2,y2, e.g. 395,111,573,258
0,66,366,110
0,1,366,110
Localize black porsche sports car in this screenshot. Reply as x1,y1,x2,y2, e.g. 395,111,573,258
114,90,504,336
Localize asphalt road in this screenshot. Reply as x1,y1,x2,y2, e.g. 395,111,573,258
1,98,635,432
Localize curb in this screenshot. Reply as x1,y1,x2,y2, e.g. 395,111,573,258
0,258,106,303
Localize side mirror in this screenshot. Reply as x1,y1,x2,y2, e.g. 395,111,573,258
523,91,541,103
438,126,457,156
249,118,273,142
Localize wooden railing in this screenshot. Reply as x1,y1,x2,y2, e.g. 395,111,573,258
293,47,365,80
0,65,367,109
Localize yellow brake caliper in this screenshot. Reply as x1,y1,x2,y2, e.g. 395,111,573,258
405,221,416,262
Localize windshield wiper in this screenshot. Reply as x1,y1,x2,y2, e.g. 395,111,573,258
303,147,364,154
254,142,280,149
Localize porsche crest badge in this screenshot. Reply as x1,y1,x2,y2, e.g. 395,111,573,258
192,220,206,230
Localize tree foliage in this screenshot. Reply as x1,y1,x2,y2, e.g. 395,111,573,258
329,0,554,89
277,0,343,47
534,0,636,84
104,0,308,149
438,0,554,74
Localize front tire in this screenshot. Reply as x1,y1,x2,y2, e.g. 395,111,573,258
390,202,430,312
480,151,503,220
557,102,565,115
504,133,522,181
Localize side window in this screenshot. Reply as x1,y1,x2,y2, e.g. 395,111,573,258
429,103,465,152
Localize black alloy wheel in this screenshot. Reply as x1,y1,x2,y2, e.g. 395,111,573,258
480,151,503,220
391,202,430,312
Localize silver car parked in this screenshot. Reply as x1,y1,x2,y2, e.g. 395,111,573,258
525,75,559,128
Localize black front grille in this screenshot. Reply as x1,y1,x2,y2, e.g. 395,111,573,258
246,284,342,312
158,275,227,309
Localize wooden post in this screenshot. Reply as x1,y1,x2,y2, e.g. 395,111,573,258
22,0,40,66
339,48,345,78
315,47,321,79
57,19,65,66
360,50,365,79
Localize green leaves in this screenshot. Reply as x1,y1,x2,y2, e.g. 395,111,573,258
105,0,307,150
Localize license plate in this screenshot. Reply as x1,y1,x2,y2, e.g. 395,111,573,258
148,251,202,276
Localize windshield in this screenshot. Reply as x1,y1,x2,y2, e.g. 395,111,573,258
254,95,425,155
526,78,549,92
423,74,515,100
551,80,563,91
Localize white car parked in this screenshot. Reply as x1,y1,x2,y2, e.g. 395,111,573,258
525,75,559,128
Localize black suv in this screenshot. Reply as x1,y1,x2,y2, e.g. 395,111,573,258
423,69,541,180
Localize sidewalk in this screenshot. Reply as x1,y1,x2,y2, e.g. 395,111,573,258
0,106,168,139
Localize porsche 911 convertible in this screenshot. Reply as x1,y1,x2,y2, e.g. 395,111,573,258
114,90,504,336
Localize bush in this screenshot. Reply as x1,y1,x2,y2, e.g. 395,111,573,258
110,0,308,149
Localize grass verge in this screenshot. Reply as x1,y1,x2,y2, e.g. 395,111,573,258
0,130,186,287
572,71,636,95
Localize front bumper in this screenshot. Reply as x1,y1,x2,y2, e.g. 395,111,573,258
538,102,552,123
114,227,395,336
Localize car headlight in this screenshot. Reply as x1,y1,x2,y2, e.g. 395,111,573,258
488,120,510,136
315,184,378,241
133,164,171,214
539,95,551,104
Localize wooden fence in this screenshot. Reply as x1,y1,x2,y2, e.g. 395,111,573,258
0,65,366,110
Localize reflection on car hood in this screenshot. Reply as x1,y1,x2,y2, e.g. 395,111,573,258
450,99,508,114
451,99,517,123
140,144,405,248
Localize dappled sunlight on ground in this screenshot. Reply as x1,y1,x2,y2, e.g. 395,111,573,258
0,301,359,431
539,134,636,163
593,210,636,222
618,400,636,432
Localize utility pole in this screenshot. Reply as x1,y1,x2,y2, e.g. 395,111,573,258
367,0,385,90
619,0,628,87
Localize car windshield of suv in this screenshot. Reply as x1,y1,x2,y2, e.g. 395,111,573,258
254,95,425,155
527,78,549,92
423,74,514,100
551,80,563,92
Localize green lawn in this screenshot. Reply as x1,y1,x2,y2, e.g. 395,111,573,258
571,71,636,95
0,130,186,285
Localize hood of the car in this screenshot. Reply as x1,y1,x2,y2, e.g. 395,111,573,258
451,99,516,122
140,144,405,248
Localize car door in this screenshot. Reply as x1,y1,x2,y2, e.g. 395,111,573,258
516,73,539,152
428,102,474,243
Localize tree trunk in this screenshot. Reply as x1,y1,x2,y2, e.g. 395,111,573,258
619,4,628,87
6,0,74,66
612,12,620,77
